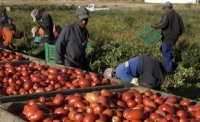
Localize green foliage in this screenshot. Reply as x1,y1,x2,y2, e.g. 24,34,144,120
0,4,76,11
5,4,200,100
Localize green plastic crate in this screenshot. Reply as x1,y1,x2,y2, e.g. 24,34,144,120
139,24,162,47
45,43,55,63
45,43,92,63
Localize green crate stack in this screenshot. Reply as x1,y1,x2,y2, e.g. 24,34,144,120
45,43,55,63
139,24,162,47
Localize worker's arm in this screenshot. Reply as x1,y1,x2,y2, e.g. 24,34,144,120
153,14,169,29
55,26,70,65
3,28,13,47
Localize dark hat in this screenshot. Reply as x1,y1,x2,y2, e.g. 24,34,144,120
76,7,90,19
163,1,173,9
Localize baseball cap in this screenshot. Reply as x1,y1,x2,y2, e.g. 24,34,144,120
31,27,39,37
76,7,90,19
31,8,39,22
163,1,173,9
103,68,116,78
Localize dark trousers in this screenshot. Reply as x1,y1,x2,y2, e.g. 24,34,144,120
64,56,90,71
160,41,176,73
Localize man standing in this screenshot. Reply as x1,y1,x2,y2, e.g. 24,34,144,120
31,8,54,59
55,7,90,70
152,1,184,73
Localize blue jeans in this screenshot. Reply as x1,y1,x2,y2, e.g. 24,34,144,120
160,41,176,73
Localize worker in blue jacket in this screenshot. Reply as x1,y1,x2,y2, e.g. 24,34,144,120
104,54,166,90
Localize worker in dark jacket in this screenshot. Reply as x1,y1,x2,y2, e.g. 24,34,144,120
104,54,166,90
31,8,54,59
152,2,184,73
55,7,90,70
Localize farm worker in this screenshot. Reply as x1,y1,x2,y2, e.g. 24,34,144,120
31,8,54,59
103,54,166,90
0,27,22,49
0,8,8,38
4,17,16,32
151,1,184,73
55,7,90,70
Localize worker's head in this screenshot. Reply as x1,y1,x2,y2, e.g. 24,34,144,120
103,68,117,78
163,1,173,12
8,17,13,24
75,7,90,28
31,26,39,37
31,8,42,22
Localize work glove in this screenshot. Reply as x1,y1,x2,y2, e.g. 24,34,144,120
130,78,139,86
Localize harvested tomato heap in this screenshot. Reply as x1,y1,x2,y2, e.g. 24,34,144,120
0,62,115,96
20,89,200,122
0,50,24,61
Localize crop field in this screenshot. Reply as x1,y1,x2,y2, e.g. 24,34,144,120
2,2,200,100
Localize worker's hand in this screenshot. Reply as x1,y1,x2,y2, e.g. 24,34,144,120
131,78,139,86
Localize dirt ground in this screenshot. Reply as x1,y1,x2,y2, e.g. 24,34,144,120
0,0,155,10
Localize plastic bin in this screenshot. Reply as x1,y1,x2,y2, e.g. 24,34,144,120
45,43,55,63
0,86,199,122
45,43,92,63
139,24,162,47
33,36,43,43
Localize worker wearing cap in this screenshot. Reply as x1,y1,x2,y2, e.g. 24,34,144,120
152,2,184,73
55,7,90,70
31,8,54,59
104,54,166,90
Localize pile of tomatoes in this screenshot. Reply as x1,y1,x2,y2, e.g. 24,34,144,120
0,50,24,61
0,62,115,96
20,89,200,122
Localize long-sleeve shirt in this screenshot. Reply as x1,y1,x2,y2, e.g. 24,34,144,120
154,10,183,42
37,12,54,40
2,27,14,46
116,55,166,89
116,57,139,82
55,22,89,67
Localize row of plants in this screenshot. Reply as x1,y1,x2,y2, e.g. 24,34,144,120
0,4,76,11
5,4,200,100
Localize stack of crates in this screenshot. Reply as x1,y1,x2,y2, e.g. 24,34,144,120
45,43,55,63
139,24,162,47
